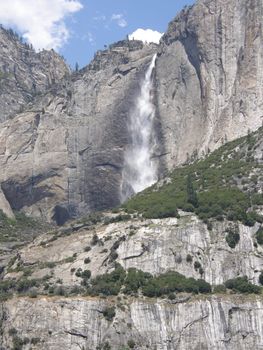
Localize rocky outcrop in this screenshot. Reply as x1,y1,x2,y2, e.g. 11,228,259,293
0,41,157,222
156,0,263,168
1,295,263,350
0,0,262,221
0,27,70,123
1,211,263,349
7,213,262,287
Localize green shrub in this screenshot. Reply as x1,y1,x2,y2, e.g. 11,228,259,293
259,272,263,286
256,227,263,245
102,307,115,321
186,254,193,263
84,257,91,264
91,234,99,246
225,225,240,248
194,261,201,270
16,278,38,293
141,271,211,297
87,264,125,296
213,285,227,293
122,128,263,226
127,339,136,349
225,276,261,294
8,328,17,336
31,337,41,345
123,268,152,295
82,270,91,279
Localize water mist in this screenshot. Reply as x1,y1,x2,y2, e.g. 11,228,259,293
121,54,157,201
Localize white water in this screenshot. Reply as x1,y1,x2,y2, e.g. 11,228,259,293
121,54,157,201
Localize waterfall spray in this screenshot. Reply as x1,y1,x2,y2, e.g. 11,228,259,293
121,54,157,201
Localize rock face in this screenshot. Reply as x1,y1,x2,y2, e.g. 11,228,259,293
1,213,263,349
0,0,262,221
7,214,263,287
0,40,157,222
156,0,263,168
0,27,70,123
1,295,263,350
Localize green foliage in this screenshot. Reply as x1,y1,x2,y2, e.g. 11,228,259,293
122,128,263,225
225,225,240,248
256,227,263,245
259,272,263,286
186,254,193,263
87,264,126,296
141,271,211,297
225,276,261,294
127,339,136,349
194,261,201,270
87,265,211,298
123,268,152,295
0,210,47,243
8,328,17,336
186,174,198,207
213,285,227,293
102,307,116,321
97,342,111,350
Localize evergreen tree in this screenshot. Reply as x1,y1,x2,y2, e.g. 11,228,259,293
186,174,198,207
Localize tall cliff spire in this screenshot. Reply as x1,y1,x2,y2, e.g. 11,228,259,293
121,54,157,201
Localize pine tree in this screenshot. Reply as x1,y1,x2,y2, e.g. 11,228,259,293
186,174,198,207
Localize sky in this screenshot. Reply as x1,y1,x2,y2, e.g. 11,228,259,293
0,0,194,69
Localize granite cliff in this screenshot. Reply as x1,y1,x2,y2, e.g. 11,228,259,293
0,1,263,347
0,121,262,350
0,0,262,222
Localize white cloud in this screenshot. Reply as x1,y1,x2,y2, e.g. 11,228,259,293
0,0,83,51
129,28,163,44
111,14,127,28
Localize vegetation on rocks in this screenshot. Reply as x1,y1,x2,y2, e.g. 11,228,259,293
123,128,263,226
0,210,49,243
225,224,240,248
224,276,261,294
86,264,211,297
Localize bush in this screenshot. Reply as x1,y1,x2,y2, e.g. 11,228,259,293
122,128,263,226
256,227,263,245
87,264,125,296
16,278,38,293
127,339,136,349
259,272,263,285
186,254,193,263
91,234,99,246
8,328,17,336
213,285,226,293
123,268,152,295
141,271,211,297
225,276,261,294
102,306,115,321
194,261,201,270
82,270,91,279
84,257,91,264
225,225,240,248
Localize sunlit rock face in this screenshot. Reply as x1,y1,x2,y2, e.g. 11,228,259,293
156,0,263,169
0,37,158,222
0,0,262,222
0,27,70,123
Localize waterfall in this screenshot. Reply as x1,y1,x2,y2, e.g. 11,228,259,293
121,54,157,201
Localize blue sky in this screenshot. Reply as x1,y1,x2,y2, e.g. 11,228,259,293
0,0,194,69
61,0,194,67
